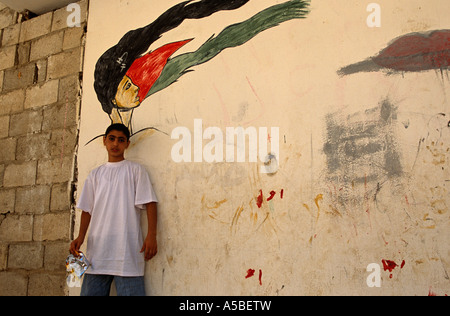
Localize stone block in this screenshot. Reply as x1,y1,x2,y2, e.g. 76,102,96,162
9,109,42,136
16,132,51,161
44,242,70,271
51,182,71,211
33,213,70,241
2,24,21,47
3,161,37,187
0,188,15,213
0,271,28,296
28,272,66,296
15,185,51,215
0,115,10,138
0,8,17,29
0,45,16,71
30,31,64,61
42,102,77,131
0,137,16,162
0,215,33,242
3,62,36,90
50,127,78,158
37,156,73,185
0,243,7,270
0,89,25,116
8,243,44,270
63,25,85,50
47,47,83,80
19,12,53,43
58,74,81,104
17,42,30,66
52,0,88,32
24,79,59,109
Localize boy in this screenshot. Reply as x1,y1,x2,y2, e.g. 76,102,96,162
70,123,158,296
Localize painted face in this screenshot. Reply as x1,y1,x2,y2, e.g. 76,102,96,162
114,76,141,109
103,130,130,161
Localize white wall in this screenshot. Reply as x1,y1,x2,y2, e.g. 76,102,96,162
74,0,450,295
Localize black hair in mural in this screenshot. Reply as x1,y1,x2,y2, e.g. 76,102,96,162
94,0,250,116
92,0,310,140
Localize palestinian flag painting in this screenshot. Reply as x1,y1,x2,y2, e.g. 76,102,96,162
93,0,310,135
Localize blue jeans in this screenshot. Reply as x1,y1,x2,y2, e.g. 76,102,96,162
80,274,146,296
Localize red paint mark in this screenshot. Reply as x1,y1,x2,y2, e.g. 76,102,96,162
382,259,405,278
259,269,262,286
245,269,255,279
373,30,450,72
382,259,398,273
256,190,263,208
280,189,284,199
428,287,437,296
267,191,276,202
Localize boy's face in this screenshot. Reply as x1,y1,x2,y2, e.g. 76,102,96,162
103,130,130,162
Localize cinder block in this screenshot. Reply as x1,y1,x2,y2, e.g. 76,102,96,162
24,79,59,109
0,89,25,116
42,102,77,131
15,185,51,215
19,12,53,43
0,272,28,296
30,31,64,61
3,63,36,91
9,109,42,136
0,45,16,71
44,242,70,271
0,8,17,29
0,137,16,163
52,0,88,32
0,188,15,213
3,161,37,187
47,47,83,80
37,156,73,185
28,272,66,296
33,213,71,241
50,182,71,211
8,243,44,270
2,24,21,47
0,215,33,242
0,115,10,138
16,132,51,161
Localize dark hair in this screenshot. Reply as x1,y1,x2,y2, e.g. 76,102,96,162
105,123,131,140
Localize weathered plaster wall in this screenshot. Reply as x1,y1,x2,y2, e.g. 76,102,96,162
75,0,449,296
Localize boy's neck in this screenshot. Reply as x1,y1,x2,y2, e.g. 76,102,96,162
108,156,126,163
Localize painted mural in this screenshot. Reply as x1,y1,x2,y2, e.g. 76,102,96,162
76,0,450,296
92,0,310,137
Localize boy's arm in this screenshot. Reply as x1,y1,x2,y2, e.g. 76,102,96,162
69,211,91,256
140,202,158,261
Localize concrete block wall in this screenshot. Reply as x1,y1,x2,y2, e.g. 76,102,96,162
0,0,87,296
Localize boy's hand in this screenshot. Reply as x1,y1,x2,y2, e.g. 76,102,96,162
140,234,157,261
69,237,84,256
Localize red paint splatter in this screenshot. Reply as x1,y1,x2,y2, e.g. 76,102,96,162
259,269,263,286
382,259,405,278
267,191,276,201
382,259,398,273
280,189,284,199
245,269,255,279
256,191,263,208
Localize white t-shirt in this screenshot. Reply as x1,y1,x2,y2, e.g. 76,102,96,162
77,160,158,277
